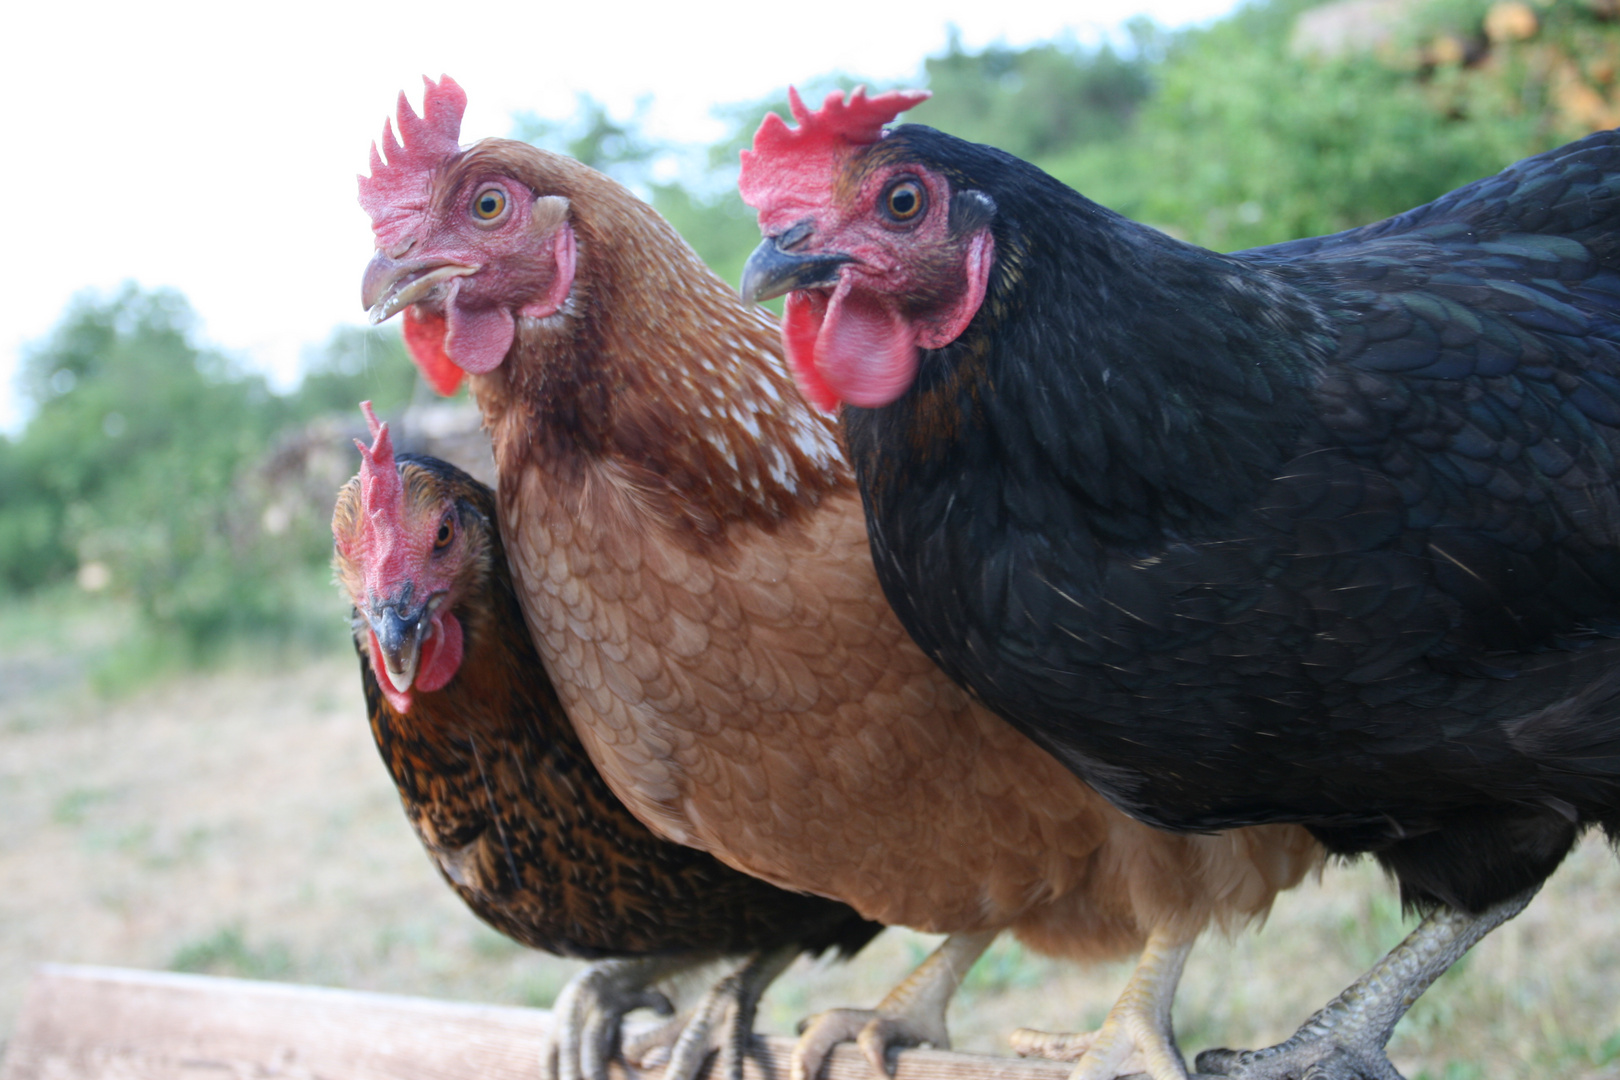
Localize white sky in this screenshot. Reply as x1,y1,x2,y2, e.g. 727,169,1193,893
0,0,1239,435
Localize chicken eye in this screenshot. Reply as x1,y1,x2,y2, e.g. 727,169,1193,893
882,179,926,223
434,515,454,550
471,186,508,223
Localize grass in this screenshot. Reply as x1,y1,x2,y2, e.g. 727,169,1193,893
4,621,1620,1079
0,564,349,706
171,926,294,980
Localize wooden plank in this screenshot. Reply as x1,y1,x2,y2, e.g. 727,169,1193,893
0,965,1078,1080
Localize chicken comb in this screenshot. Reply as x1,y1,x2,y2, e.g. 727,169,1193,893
358,75,467,236
355,401,404,552
739,86,930,209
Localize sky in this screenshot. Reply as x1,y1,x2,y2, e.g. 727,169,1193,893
0,0,1241,435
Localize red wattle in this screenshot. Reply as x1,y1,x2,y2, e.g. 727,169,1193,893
402,308,465,395
815,277,920,408
366,612,464,715
416,611,464,694
783,291,838,411
443,278,516,375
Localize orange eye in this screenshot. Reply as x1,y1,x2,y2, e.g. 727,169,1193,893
883,179,926,223
471,186,507,223
434,516,454,550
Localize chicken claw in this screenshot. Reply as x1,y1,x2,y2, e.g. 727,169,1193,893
1194,887,1538,1080
542,957,683,1080
792,931,996,1080
1012,924,1193,1080
625,946,800,1080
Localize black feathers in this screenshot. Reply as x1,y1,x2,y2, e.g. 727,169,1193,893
844,126,1620,913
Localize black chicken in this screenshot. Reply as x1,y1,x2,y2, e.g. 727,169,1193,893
740,89,1620,1079
332,405,880,1080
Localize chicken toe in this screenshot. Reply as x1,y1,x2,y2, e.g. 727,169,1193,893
1194,887,1538,1080
542,957,682,1080
1012,924,1193,1080
792,931,996,1080
651,946,801,1080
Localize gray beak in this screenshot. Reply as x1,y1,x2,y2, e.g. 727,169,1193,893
369,604,426,693
362,253,477,324
740,235,853,304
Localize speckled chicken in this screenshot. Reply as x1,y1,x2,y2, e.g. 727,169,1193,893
356,77,1322,1080
332,404,880,1080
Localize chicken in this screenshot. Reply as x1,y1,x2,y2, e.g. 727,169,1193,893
738,87,1620,1079
357,76,1320,1080
331,403,881,1080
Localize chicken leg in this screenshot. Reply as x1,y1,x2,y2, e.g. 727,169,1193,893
1011,923,1195,1080
792,930,997,1080
1194,886,1539,1080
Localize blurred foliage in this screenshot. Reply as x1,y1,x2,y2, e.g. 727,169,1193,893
906,25,1156,158
13,0,1620,677
1045,0,1620,249
616,0,1620,264
295,324,418,419
512,95,667,195
0,285,417,667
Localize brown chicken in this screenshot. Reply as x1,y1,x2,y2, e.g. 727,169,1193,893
332,404,880,1080
357,76,1322,1080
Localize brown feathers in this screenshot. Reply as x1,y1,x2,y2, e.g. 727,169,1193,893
333,453,878,960
426,138,1323,963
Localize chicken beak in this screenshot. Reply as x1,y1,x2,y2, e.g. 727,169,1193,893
362,253,478,324
369,603,427,693
740,235,853,304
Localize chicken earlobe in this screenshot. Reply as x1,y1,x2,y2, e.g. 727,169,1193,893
1194,885,1539,1080
791,930,997,1080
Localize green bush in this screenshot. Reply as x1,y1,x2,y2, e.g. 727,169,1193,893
0,286,413,665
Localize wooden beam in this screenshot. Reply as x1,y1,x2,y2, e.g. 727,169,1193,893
1,965,1079,1080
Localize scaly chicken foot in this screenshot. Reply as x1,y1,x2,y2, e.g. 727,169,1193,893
542,956,685,1080
1012,923,1194,1080
792,930,997,1080
630,945,802,1080
1195,886,1539,1080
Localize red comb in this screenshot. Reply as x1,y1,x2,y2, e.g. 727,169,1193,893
355,401,404,540
739,86,929,209
761,85,930,154
359,75,467,242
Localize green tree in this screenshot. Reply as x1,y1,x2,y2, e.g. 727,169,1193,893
291,324,420,418
1040,0,1620,250
907,26,1154,160
0,286,342,656
511,94,667,195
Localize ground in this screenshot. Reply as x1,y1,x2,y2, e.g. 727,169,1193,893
3,591,1620,1080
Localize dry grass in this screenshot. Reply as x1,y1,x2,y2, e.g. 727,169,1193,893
4,597,1620,1080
